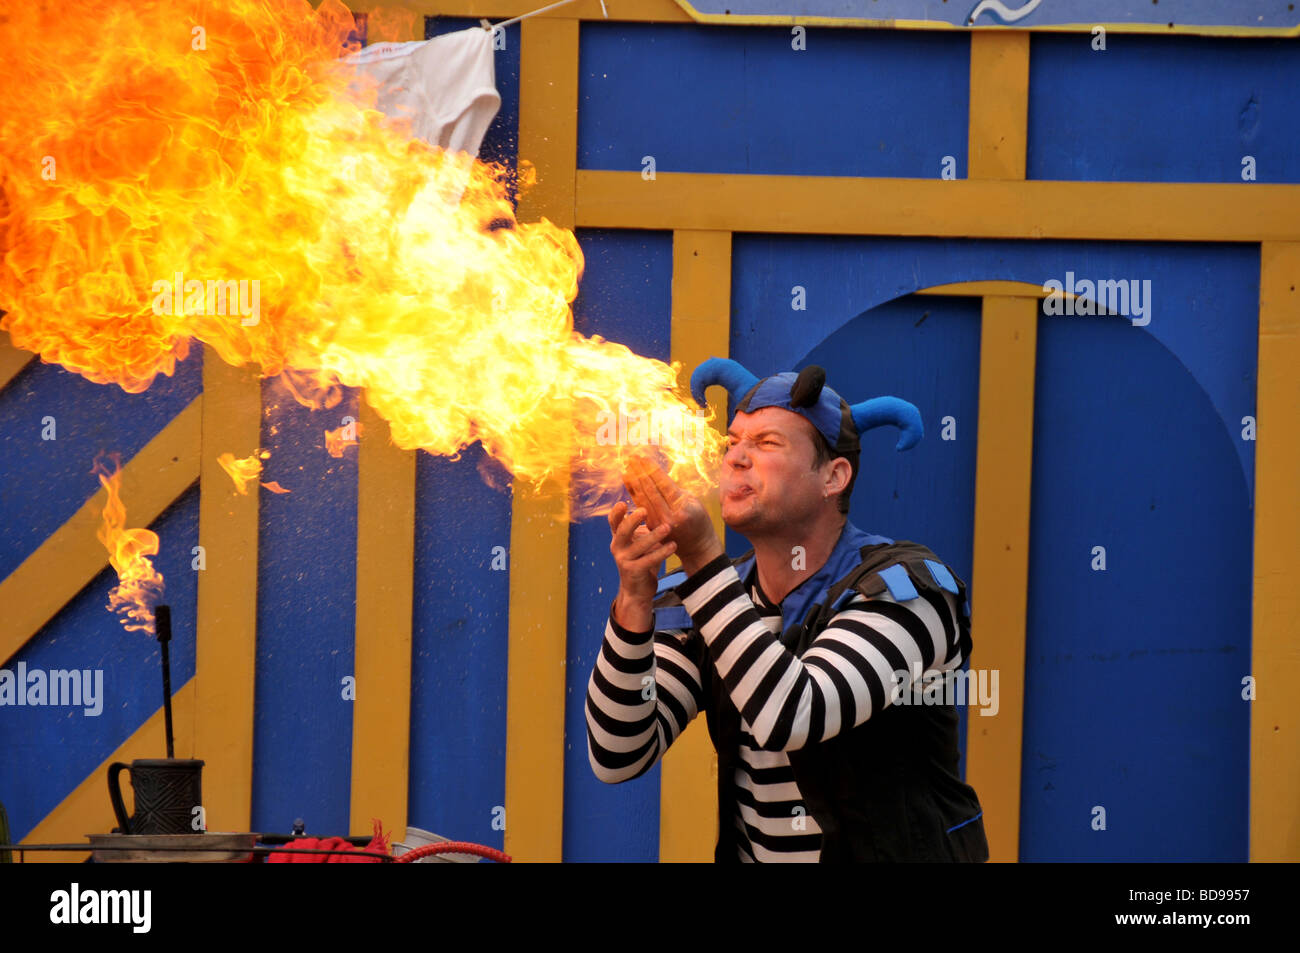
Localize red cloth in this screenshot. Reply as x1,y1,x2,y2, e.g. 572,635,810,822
267,819,389,863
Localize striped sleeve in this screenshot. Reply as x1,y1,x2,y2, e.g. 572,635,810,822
676,553,967,753
585,602,708,784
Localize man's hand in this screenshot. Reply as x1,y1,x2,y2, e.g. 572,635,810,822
623,453,724,576
608,501,675,633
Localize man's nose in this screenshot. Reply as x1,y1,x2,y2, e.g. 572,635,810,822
724,441,750,468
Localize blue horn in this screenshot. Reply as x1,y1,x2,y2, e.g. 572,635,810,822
851,397,924,451
690,357,760,408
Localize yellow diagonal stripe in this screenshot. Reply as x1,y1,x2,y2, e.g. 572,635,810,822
23,679,197,862
0,397,201,665
0,330,35,392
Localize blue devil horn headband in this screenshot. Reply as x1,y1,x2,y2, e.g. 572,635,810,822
689,356,923,452
851,397,923,452
689,358,758,408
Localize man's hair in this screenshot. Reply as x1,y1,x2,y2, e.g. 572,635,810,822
806,422,856,515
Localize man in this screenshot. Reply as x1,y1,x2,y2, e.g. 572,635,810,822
586,358,988,863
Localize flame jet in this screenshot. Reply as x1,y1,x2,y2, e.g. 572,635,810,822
0,0,723,517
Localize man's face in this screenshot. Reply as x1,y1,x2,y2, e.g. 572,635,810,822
720,406,829,535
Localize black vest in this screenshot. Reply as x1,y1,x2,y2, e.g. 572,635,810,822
653,533,989,863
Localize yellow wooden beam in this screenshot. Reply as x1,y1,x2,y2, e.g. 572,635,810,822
516,18,579,227
0,329,35,392
504,483,571,862
659,229,730,862
965,296,1036,863
342,4,426,845
193,348,261,833
350,400,416,842
1252,242,1300,862
961,27,1030,864
575,172,1300,242
369,0,1299,33
968,32,1029,181
0,398,201,665
503,15,579,863
23,679,197,862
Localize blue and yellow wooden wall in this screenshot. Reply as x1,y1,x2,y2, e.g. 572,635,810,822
1,0,1296,862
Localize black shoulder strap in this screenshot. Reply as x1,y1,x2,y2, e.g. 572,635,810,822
801,541,972,660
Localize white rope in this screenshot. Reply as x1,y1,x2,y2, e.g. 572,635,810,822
484,0,606,33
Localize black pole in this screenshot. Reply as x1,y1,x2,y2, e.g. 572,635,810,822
156,604,175,759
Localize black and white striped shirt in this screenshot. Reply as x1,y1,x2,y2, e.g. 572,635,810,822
586,552,967,862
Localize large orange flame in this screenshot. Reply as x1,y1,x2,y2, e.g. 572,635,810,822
92,453,165,634
0,0,724,517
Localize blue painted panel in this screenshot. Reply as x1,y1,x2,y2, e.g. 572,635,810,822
0,352,203,582
675,1,1298,30
730,236,1257,502
579,23,969,178
1020,314,1250,861
1029,34,1300,183
730,235,1256,859
797,294,982,779
565,228,673,861
409,442,511,851
395,17,518,854
429,17,522,208
250,381,359,837
1,486,199,840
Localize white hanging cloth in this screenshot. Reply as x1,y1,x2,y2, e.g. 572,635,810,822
345,28,501,204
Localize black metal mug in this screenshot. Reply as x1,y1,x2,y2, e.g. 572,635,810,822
108,759,204,835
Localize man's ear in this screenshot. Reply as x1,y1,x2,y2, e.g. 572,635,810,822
826,457,852,496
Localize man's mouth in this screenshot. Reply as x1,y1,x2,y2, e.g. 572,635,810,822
724,485,754,501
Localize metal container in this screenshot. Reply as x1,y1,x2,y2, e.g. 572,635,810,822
87,832,258,863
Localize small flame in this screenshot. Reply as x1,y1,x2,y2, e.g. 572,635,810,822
218,451,265,494
325,421,363,457
92,452,165,635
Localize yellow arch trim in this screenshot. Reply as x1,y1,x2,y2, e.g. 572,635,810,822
0,397,201,666
918,280,1047,298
